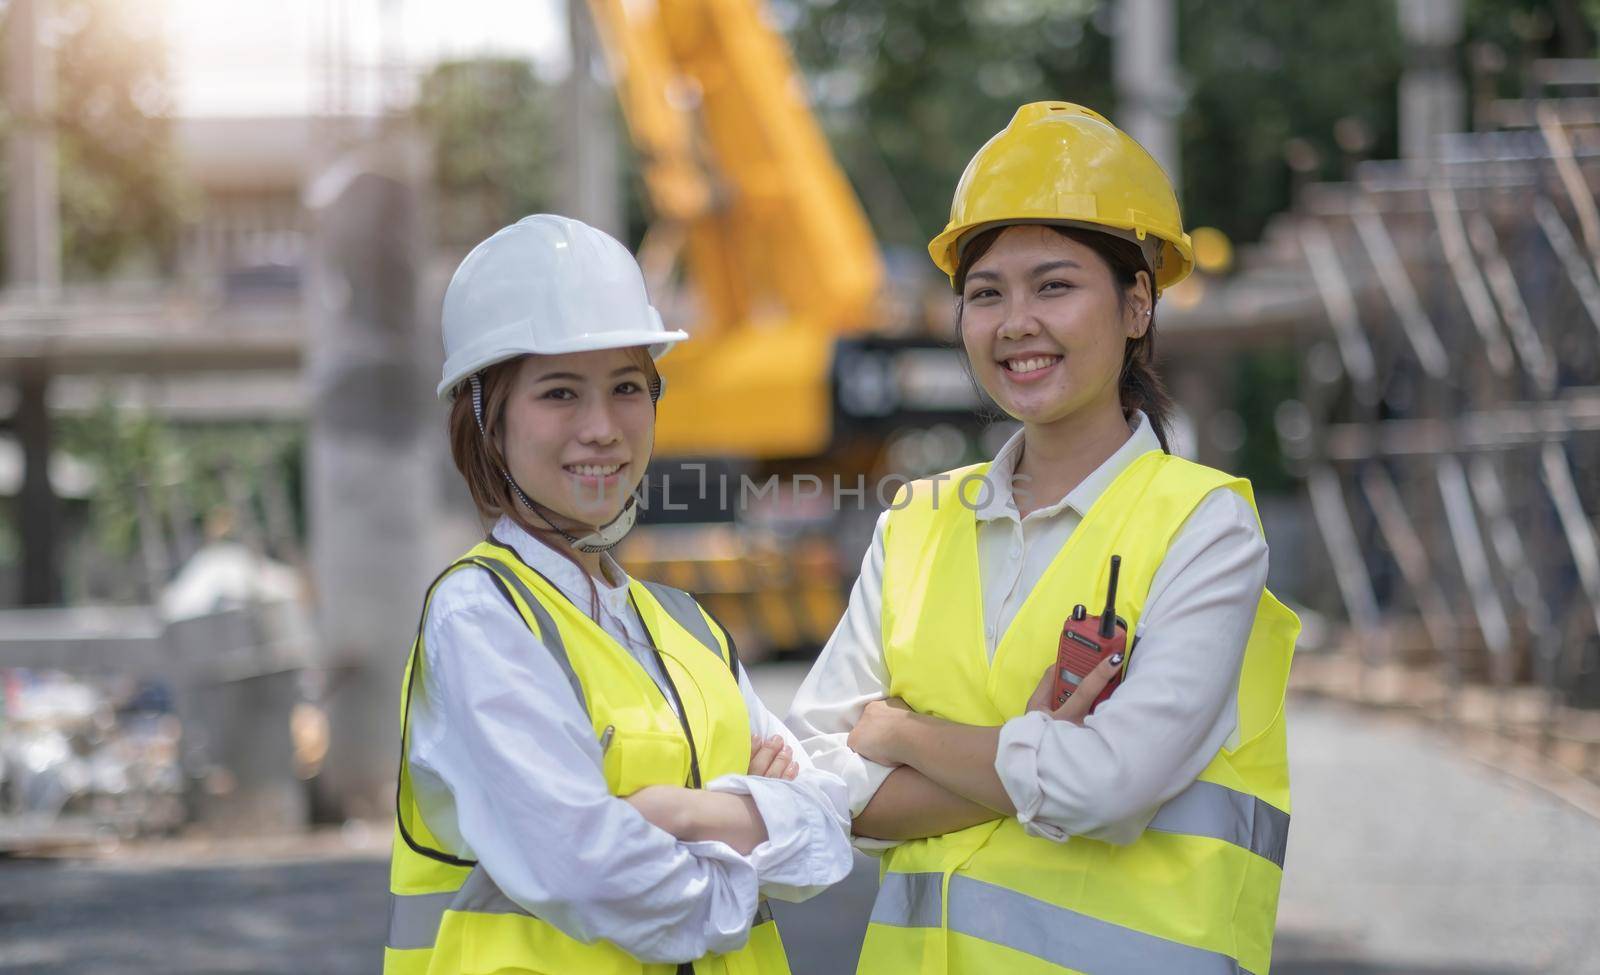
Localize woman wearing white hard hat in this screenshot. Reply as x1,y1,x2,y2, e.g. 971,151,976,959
789,103,1300,974
384,214,852,975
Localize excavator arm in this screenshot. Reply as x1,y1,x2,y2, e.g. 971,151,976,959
584,0,883,457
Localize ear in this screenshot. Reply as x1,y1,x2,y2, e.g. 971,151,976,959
1126,270,1154,339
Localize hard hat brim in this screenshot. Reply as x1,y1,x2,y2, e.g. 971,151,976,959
929,218,1195,294
436,326,690,399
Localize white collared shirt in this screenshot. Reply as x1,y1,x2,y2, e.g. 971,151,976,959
787,411,1268,847
407,516,854,964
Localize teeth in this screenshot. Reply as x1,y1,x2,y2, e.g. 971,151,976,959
1005,356,1059,373
566,464,622,477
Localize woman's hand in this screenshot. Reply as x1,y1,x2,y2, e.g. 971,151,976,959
747,734,800,780
847,698,913,766
1025,653,1124,725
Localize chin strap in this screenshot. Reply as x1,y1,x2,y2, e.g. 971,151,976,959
505,472,639,554
470,373,641,554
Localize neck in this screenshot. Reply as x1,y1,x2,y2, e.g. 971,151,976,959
1012,399,1132,518
513,504,618,583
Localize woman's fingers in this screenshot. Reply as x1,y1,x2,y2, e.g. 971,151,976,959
1050,652,1124,725
748,734,792,777
748,734,783,776
1025,664,1056,713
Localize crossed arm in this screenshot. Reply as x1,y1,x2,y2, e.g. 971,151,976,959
849,657,1122,840
624,733,800,854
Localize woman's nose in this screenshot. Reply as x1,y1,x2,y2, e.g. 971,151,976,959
995,299,1040,341
575,400,623,444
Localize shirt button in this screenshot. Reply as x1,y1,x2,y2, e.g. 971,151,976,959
1009,544,1021,558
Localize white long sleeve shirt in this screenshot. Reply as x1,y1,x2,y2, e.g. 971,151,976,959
787,411,1269,849
407,516,854,964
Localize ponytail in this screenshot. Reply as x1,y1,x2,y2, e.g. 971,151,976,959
1119,319,1174,454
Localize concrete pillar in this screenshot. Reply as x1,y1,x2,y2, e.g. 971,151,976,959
1398,0,1466,162
5,0,60,297
304,135,436,818
1115,0,1183,190
562,0,622,236
6,0,62,607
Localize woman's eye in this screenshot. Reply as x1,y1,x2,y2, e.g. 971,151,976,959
541,387,576,401
967,287,999,302
1040,280,1072,293
615,381,643,395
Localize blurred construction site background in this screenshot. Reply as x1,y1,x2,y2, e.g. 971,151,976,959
2,0,1600,972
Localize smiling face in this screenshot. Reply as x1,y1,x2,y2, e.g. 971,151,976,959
959,225,1152,431
499,347,655,529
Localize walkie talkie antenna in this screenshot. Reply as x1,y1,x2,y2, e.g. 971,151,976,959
1099,555,1121,639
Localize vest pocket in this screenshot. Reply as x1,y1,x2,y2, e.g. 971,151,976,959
603,728,693,796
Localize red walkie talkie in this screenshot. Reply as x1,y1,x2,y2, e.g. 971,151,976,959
1050,554,1131,712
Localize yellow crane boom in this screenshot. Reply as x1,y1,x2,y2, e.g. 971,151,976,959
584,0,884,457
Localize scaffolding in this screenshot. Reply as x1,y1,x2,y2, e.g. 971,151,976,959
1289,61,1600,780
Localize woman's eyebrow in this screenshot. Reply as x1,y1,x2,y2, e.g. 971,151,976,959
534,366,645,383
967,259,1082,284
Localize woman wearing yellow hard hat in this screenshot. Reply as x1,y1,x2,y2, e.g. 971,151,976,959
384,215,853,975
790,103,1299,974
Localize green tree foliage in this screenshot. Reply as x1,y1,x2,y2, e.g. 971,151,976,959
1177,0,1401,242
57,400,302,595
780,0,1408,248
0,0,184,279
413,57,558,247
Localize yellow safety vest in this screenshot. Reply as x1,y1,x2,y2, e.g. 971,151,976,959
383,538,790,975
860,450,1299,975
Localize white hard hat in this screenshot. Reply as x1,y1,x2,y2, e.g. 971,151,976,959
437,214,689,398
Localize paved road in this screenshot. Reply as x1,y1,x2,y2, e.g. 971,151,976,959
4,669,1598,974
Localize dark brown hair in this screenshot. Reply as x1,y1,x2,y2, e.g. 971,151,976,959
953,224,1175,453
445,348,658,615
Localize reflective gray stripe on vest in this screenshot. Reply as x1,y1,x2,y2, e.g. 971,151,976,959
452,865,529,915
947,875,1255,975
871,873,1254,975
1148,779,1290,868
640,581,725,664
470,557,588,719
387,890,457,951
869,871,943,929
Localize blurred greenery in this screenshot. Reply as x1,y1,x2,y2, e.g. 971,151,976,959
782,0,1597,250
413,57,559,247
56,400,302,596
1231,347,1299,493
0,0,185,279
1178,0,1401,245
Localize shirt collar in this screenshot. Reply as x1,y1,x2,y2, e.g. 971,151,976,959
490,514,633,611
974,410,1162,523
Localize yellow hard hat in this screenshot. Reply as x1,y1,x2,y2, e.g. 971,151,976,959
928,101,1194,294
